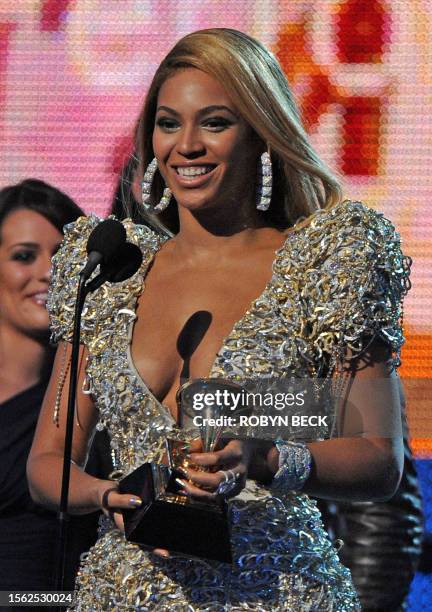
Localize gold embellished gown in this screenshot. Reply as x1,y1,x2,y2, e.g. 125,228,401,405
48,200,410,611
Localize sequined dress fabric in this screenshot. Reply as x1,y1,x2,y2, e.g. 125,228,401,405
48,201,410,611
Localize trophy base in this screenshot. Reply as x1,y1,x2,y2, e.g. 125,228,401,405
119,462,232,563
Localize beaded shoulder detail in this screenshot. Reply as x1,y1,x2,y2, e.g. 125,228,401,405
47,215,163,347
211,200,411,381
274,199,412,370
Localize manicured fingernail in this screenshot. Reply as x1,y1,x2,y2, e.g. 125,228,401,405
186,453,201,462
176,466,188,478
129,498,142,507
175,478,188,489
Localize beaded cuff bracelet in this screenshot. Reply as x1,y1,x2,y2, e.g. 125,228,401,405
271,440,313,492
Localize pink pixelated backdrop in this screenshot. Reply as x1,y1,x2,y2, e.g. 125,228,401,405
0,1,430,449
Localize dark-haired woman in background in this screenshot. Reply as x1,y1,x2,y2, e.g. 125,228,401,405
0,179,87,596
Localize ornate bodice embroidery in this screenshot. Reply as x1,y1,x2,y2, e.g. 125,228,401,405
48,200,410,476
48,200,410,611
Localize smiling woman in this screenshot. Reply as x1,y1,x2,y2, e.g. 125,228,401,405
152,69,262,217
0,209,62,343
136,28,341,237
27,29,411,612
0,179,84,594
0,180,83,401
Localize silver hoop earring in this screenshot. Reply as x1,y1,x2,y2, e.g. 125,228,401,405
141,157,172,214
256,150,272,211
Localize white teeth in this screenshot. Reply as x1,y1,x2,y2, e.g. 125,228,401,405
176,166,213,177
33,293,48,304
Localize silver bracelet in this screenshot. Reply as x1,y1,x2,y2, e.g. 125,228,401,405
271,440,312,492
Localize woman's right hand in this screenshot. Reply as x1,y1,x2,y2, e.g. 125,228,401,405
96,480,169,557
98,480,169,558
96,480,142,532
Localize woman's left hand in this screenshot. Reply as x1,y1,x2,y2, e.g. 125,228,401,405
175,439,254,499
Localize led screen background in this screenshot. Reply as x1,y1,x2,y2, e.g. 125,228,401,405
0,1,430,454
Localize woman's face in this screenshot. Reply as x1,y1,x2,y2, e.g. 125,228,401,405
0,209,62,338
152,68,262,212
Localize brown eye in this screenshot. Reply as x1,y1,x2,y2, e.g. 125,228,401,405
156,117,179,131
12,250,36,264
203,117,232,131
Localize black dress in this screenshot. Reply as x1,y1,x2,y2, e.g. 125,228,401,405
0,377,112,607
0,380,58,591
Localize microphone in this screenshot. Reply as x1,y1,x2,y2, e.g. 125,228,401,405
80,219,127,280
86,242,143,293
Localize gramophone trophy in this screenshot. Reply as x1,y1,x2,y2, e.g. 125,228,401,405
119,378,250,562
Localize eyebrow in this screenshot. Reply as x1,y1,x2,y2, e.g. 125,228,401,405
7,241,62,253
156,105,238,118
9,242,39,250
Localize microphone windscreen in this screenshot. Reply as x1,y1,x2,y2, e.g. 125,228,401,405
108,243,143,283
86,219,127,263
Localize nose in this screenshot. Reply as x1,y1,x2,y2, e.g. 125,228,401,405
176,125,205,158
37,251,53,284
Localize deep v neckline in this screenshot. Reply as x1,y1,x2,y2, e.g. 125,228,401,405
127,229,295,412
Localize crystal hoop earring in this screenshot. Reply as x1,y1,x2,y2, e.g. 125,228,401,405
141,158,172,213
256,150,272,211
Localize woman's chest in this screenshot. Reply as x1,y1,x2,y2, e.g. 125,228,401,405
129,261,279,404
86,286,307,471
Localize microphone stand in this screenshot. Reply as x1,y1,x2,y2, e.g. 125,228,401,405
54,273,90,597
53,240,143,603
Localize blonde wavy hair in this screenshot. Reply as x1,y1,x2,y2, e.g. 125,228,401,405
135,28,342,234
